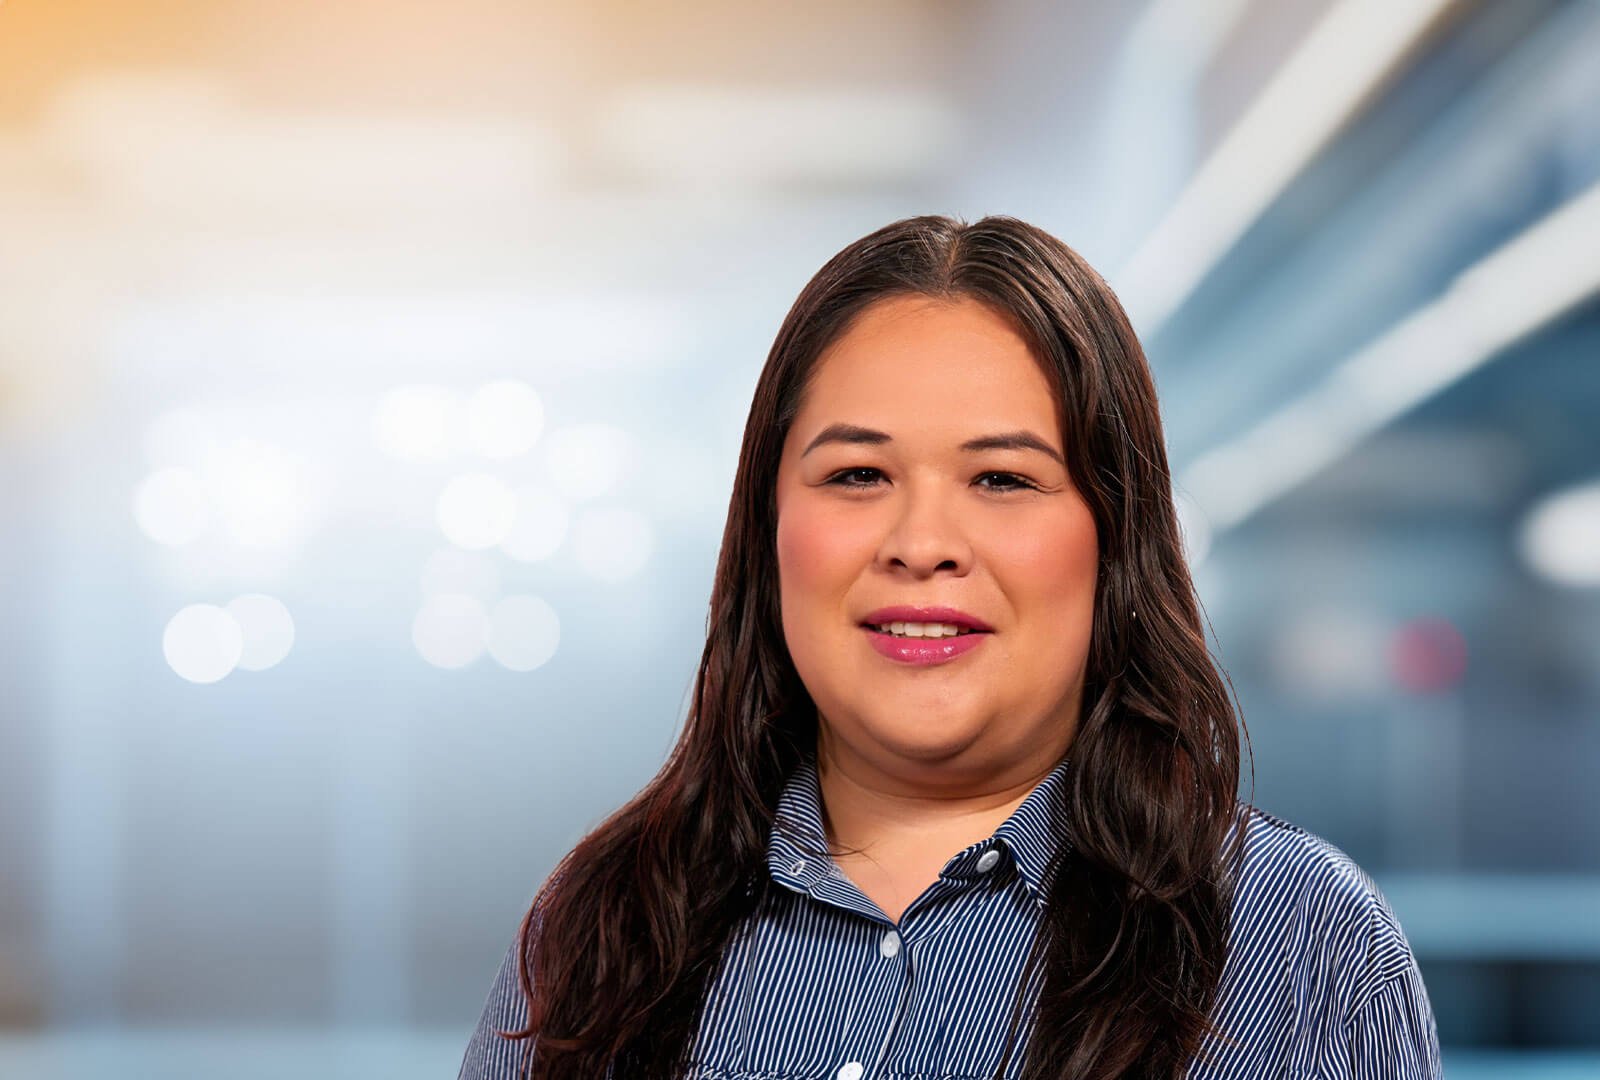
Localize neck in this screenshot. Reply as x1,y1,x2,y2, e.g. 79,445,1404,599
810,733,1070,924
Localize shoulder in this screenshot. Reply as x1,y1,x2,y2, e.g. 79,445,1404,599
1225,802,1421,1020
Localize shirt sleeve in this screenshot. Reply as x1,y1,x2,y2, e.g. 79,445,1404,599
1343,962,1444,1080
456,930,535,1080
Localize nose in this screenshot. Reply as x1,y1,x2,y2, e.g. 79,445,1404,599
875,480,973,578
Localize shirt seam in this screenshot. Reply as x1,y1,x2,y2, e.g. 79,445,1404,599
1339,967,1417,1029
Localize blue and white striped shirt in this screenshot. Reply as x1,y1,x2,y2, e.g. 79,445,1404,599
459,754,1443,1079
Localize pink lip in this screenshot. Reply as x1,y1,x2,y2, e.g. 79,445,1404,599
860,606,993,632
859,605,993,667
863,627,988,666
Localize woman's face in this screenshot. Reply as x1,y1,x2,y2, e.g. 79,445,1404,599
774,294,1099,789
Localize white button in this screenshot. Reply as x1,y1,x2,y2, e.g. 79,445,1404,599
976,848,1001,873
879,929,901,958
837,1063,864,1080
790,858,807,875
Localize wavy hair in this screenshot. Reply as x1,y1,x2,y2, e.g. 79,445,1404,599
499,214,1252,1080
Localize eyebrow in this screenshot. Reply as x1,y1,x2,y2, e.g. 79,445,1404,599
800,423,1065,466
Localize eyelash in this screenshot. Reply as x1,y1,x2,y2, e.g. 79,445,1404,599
823,467,1043,493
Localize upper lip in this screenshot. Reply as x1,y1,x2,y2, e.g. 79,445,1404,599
861,606,994,632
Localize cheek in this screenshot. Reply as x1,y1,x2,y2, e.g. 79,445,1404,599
991,506,1099,620
776,499,869,617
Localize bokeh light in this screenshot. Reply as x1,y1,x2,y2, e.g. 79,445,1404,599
226,593,296,671
411,593,489,669
465,379,544,459
162,603,244,684
199,438,312,549
371,384,465,463
1268,608,1388,703
1390,616,1469,694
1519,480,1600,588
134,466,210,546
486,594,561,672
435,473,517,550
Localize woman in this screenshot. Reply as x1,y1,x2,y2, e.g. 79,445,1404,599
457,215,1443,1080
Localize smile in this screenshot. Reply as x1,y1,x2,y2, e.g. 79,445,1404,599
868,621,980,638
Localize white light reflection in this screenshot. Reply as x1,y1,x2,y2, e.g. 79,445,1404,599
571,505,654,583
134,467,210,546
412,593,489,669
466,379,544,459
1269,608,1389,703
226,593,296,671
200,438,310,549
372,384,465,463
163,603,244,684
1520,480,1600,588
436,473,517,550
487,595,561,672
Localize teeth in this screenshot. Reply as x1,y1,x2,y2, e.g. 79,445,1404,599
875,621,971,638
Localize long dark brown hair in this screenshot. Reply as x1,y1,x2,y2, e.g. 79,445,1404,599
501,214,1252,1079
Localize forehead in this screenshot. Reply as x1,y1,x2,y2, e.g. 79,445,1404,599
797,294,1061,432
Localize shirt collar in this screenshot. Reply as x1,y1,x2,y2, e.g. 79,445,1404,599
766,752,1074,909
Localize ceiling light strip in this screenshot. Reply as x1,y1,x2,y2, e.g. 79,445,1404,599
1116,0,1463,334
1179,178,1600,532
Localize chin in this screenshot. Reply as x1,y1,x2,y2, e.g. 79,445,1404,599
865,719,986,764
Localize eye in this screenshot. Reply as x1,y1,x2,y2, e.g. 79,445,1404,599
823,466,885,489
823,467,1043,492
975,471,1042,493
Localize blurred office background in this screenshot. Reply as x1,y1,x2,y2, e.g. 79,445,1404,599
0,0,1596,1076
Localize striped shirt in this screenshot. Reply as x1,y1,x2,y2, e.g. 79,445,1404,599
459,754,1443,1079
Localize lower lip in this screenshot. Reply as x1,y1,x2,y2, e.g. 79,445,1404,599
863,627,990,665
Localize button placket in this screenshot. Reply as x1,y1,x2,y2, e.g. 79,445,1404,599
816,911,917,1080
